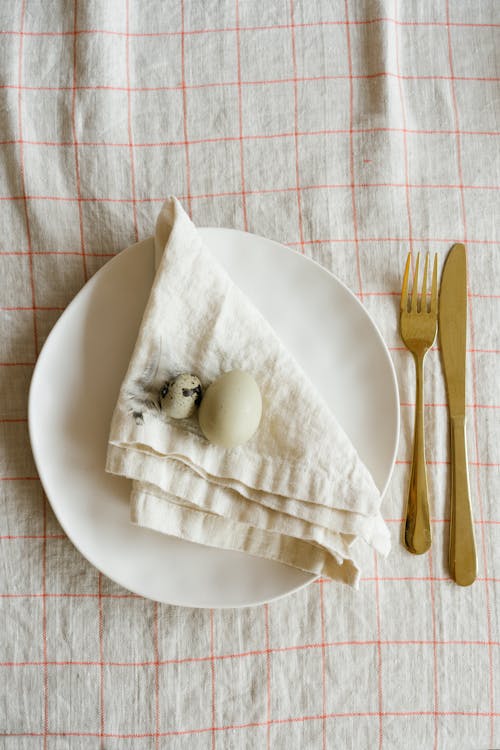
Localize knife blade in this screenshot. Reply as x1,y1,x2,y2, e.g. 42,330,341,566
439,243,476,586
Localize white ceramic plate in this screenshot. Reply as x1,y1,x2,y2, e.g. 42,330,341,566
29,229,399,608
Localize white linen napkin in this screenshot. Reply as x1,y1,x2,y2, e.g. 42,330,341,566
106,197,390,584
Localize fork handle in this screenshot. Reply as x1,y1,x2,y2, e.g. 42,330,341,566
404,354,432,554
449,416,477,586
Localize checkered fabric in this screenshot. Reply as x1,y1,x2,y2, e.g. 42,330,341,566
0,1,499,748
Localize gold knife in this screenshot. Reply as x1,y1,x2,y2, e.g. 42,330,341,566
439,243,477,586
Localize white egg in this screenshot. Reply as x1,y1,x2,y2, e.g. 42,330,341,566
198,370,262,448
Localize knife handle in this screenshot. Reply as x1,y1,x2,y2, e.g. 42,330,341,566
404,354,432,555
449,416,477,586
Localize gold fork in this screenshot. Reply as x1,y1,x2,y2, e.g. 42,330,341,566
400,252,438,554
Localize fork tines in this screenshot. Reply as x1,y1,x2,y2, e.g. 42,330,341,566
401,252,438,314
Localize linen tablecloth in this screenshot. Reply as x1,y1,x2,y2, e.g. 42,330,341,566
1,1,499,748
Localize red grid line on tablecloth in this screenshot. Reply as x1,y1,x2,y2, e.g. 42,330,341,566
433,460,497,469
0,535,66,540
2,710,500,741
395,460,499,467
290,0,305,252
362,292,500,301
180,0,192,215
445,4,495,743
0,592,141,598
2,126,500,150
428,548,439,750
264,604,271,749
5,573,500,600
1,180,498,208
291,234,499,244
0,251,115,258
153,602,160,749
393,1,414,254
210,609,216,750
373,554,384,749
2,637,500,670
70,0,88,281
387,518,500,525
399,402,500,409
153,602,160,750
2,70,500,92
16,10,37,357
0,304,66,310
0,361,35,366
319,580,327,750
391,348,500,358
345,1,363,299
0,16,499,39
235,0,248,231
15,5,48,748
125,0,139,243
41,501,48,749
98,573,105,741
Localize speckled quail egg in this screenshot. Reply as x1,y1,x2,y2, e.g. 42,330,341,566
198,370,262,448
160,373,203,419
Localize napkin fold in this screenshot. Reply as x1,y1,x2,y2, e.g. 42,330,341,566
106,197,390,584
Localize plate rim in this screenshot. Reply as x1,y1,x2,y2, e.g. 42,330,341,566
28,227,400,608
